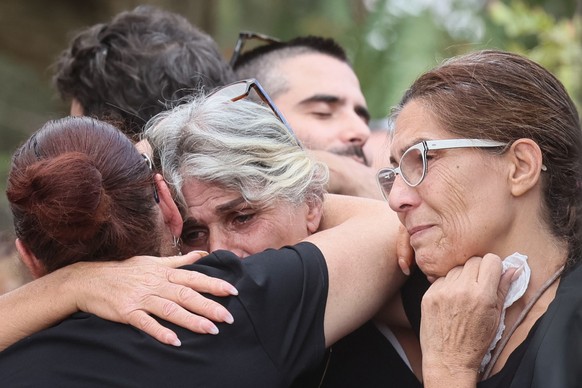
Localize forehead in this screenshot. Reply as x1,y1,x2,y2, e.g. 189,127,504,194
275,53,366,106
182,179,242,213
391,100,451,157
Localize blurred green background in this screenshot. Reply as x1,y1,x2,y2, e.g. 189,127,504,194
0,0,580,233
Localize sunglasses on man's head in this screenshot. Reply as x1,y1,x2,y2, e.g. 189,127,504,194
208,78,301,147
229,31,281,68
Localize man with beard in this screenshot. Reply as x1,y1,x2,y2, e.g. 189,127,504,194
234,34,421,387
233,35,382,199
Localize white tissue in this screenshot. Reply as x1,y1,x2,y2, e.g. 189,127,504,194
479,252,531,372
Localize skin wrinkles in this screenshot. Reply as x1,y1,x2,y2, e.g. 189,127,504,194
389,100,515,280
180,178,322,257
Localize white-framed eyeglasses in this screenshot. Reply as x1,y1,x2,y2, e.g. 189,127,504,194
376,138,507,200
208,78,300,147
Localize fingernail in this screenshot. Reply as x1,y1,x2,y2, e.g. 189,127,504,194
398,258,411,276
169,337,182,347
510,265,524,282
193,250,209,257
223,312,234,325
225,284,239,296
207,324,219,335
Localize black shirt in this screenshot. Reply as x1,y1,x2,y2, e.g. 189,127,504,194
0,242,328,388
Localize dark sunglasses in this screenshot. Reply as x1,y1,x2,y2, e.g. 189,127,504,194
229,31,281,68
208,78,301,147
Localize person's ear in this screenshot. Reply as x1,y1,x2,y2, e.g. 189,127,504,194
507,138,545,197
135,139,153,156
306,199,324,234
15,238,45,279
154,174,183,237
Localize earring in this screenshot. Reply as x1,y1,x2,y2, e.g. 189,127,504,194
172,235,182,256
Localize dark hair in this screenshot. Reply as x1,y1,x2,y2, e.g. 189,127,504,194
6,116,161,273
234,35,349,98
233,35,348,70
395,49,582,268
52,5,235,140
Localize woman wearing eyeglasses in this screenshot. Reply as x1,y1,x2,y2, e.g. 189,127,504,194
378,50,581,387
0,90,409,386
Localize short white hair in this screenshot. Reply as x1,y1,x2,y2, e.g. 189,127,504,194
144,93,328,216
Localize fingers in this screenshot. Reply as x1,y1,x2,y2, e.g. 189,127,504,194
395,224,414,276
167,268,238,297
169,284,235,324
153,252,239,297
127,311,183,347
498,267,516,306
476,253,503,286
156,250,210,268
127,293,237,346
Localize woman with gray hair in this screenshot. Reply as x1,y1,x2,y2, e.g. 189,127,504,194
0,82,410,388
145,81,329,256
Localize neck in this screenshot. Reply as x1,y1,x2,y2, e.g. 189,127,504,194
513,242,566,311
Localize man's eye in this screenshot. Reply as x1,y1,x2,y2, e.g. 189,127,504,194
311,112,332,118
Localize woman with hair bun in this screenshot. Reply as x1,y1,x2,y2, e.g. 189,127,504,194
0,116,238,350
0,92,406,387
8,117,164,273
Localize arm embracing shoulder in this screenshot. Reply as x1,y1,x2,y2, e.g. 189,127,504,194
304,194,405,346
0,252,237,350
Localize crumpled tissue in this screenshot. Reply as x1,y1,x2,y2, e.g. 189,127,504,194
479,252,531,372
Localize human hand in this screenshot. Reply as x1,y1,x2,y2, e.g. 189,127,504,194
66,251,238,346
419,254,514,387
395,224,414,276
310,150,383,200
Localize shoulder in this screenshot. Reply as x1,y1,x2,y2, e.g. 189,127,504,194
511,262,582,387
186,242,327,285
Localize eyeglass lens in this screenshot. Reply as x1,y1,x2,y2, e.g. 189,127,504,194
400,146,425,186
210,82,249,102
210,80,300,146
377,145,425,199
377,169,397,199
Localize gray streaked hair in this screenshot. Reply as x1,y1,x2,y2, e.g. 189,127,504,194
144,94,329,216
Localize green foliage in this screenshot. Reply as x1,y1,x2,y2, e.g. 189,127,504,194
487,0,582,111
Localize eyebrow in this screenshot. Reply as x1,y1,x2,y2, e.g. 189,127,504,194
183,197,248,227
216,197,248,213
297,94,370,123
182,217,205,229
390,137,427,164
297,94,340,106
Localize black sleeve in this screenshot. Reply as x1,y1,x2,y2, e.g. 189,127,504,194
0,242,329,388
205,241,329,379
401,268,430,336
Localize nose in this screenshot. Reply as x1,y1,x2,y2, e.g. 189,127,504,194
387,175,418,213
207,229,247,258
341,113,370,147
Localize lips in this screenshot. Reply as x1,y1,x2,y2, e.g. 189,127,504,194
406,224,436,247
408,224,432,237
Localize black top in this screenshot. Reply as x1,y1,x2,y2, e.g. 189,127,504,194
403,263,582,387
291,272,429,388
317,321,422,388
0,242,329,388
